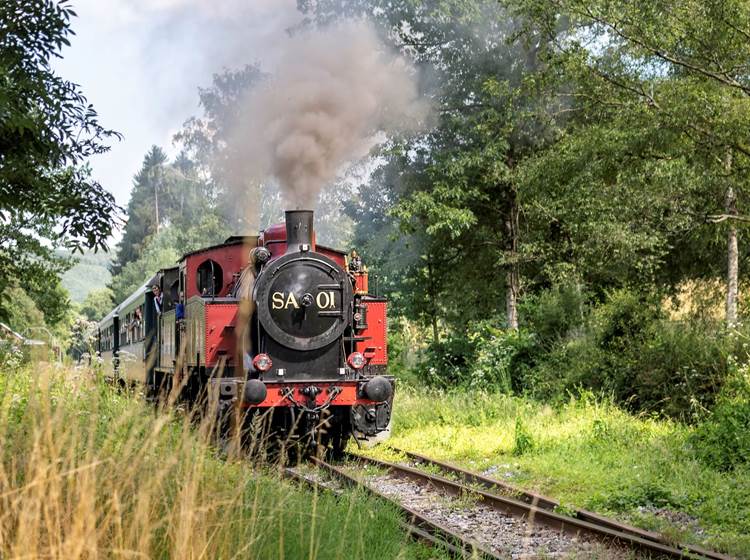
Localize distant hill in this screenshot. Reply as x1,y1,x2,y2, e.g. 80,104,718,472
60,251,112,303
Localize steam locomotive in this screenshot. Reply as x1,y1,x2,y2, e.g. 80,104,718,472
96,210,394,456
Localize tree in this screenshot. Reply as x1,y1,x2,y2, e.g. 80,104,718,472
176,65,266,232
512,0,750,325
110,228,181,302
0,0,120,319
79,288,114,321
303,0,556,334
110,146,168,275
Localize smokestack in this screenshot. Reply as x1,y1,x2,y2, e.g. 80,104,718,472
285,209,314,253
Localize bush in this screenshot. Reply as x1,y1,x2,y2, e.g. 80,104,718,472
0,342,25,370
520,281,589,347
692,369,750,470
413,322,536,391
414,285,742,419
412,334,473,389
529,288,734,419
468,323,536,391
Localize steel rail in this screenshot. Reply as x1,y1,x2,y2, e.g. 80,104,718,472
307,457,505,560
280,466,480,559
390,448,733,560
345,452,727,560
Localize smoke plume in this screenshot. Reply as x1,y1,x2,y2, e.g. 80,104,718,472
229,20,427,209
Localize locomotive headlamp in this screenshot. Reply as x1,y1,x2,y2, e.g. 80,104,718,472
253,246,271,264
252,353,273,372
347,351,367,369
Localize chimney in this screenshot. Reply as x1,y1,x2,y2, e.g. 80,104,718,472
285,210,315,253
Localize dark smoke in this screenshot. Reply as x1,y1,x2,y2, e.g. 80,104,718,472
228,20,428,209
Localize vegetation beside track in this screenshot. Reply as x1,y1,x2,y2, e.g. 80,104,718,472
363,387,750,558
0,365,442,560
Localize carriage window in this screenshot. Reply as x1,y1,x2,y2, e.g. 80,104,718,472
196,259,223,296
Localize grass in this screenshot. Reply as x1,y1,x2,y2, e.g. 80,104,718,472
0,364,446,560
362,387,750,558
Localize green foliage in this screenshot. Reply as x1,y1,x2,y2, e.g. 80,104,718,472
110,146,169,275
692,369,750,470
512,0,750,287
519,281,588,347
110,146,227,278
413,322,536,391
596,482,681,513
79,288,114,322
527,288,733,419
108,142,234,303
1,287,45,335
412,284,737,420
110,228,181,302
67,316,98,360
0,0,119,320
512,417,535,456
468,324,536,392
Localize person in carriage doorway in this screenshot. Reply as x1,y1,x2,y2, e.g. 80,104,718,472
175,291,185,321
152,284,163,315
348,249,363,273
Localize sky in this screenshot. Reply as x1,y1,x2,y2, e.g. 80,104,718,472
54,0,302,207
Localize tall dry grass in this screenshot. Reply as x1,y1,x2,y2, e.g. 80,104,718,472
0,364,430,560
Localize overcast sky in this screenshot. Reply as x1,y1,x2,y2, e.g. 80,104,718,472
55,0,302,207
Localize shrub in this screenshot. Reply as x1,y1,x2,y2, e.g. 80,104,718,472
692,369,750,470
529,288,734,419
412,334,473,389
633,319,728,418
0,342,24,371
467,323,536,392
414,285,742,420
520,281,589,347
413,322,537,392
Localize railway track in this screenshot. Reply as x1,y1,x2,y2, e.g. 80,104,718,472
284,449,734,560
387,448,732,560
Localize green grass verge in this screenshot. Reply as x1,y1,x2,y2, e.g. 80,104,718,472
364,387,750,558
0,365,444,560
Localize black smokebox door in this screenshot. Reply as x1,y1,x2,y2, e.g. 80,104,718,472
256,252,352,351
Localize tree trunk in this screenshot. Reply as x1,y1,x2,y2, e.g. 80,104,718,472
153,174,160,234
505,187,520,330
427,257,440,345
724,149,738,327
506,268,519,330
726,189,738,328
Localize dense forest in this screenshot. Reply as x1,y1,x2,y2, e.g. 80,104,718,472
2,0,749,472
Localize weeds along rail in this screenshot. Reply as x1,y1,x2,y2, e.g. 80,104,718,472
338,451,733,560
389,448,733,560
